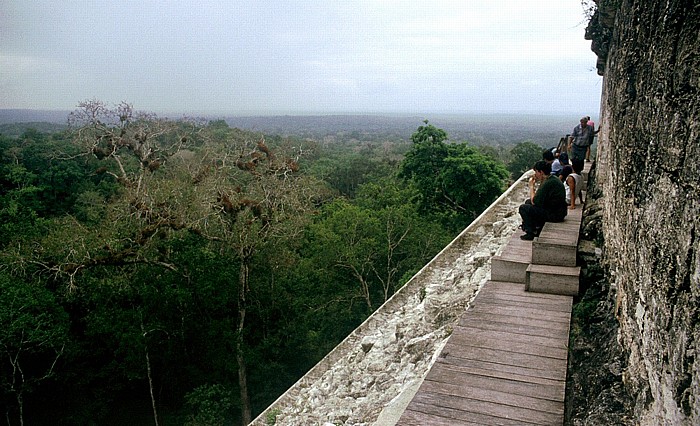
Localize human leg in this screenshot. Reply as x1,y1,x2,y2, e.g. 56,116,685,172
571,144,587,161
518,204,546,239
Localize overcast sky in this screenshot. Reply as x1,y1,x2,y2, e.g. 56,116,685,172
1,1,602,116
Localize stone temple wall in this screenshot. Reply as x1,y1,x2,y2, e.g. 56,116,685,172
590,0,699,423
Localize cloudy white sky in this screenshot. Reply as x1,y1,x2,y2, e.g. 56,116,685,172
1,1,602,116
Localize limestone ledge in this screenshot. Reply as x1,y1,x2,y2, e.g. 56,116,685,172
251,172,532,426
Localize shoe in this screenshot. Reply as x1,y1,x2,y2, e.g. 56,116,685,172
520,233,535,241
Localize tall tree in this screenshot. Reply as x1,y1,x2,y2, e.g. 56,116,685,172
0,274,69,426
201,134,319,425
303,176,451,319
4,101,207,424
399,121,509,232
354,177,451,300
36,100,208,289
307,199,382,310
32,102,324,424
507,141,543,180
47,102,320,424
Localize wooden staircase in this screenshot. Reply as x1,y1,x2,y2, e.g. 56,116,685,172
527,206,583,296
492,190,585,296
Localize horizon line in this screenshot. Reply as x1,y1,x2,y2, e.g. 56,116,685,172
0,107,592,118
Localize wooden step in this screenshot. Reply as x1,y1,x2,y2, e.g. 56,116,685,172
538,220,580,240
563,207,583,224
532,220,579,267
531,210,583,267
532,236,577,267
491,234,532,283
526,264,580,296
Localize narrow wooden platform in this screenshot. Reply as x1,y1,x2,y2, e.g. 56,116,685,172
397,162,591,425
398,281,572,425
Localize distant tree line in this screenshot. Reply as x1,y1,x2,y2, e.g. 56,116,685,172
0,101,543,425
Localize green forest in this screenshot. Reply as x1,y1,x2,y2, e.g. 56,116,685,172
0,102,547,425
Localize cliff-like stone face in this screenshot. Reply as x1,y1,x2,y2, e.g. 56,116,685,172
566,164,635,425
589,0,699,423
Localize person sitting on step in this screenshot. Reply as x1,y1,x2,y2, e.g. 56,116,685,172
551,152,570,176
542,148,555,165
518,160,568,240
567,158,585,209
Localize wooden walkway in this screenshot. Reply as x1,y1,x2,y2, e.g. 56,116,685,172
397,281,572,425
397,163,591,425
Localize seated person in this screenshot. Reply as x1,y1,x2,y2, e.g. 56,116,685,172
551,152,570,176
559,165,579,209
518,160,568,240
568,158,585,208
542,149,555,165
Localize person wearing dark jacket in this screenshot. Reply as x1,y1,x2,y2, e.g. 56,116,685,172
518,160,567,240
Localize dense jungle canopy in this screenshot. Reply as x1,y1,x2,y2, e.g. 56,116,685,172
0,102,556,425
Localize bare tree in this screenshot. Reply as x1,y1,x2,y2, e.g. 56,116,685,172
374,215,411,301
35,100,210,290
203,137,318,425
11,101,208,425
23,102,320,424
69,103,317,424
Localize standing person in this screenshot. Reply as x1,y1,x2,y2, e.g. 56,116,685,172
585,116,599,162
568,117,593,161
518,160,567,240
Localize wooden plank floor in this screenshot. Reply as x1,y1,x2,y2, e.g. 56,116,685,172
397,281,572,426
496,235,534,263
